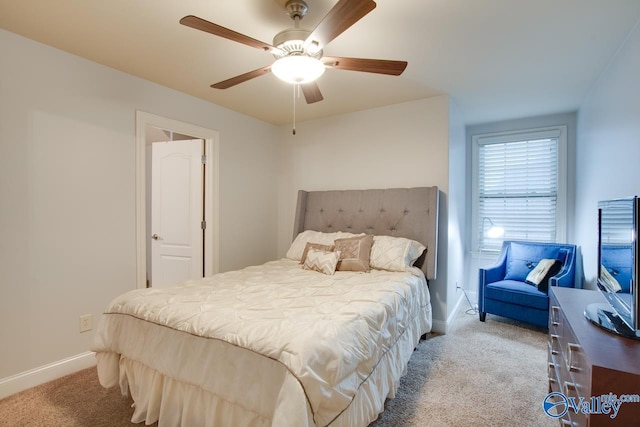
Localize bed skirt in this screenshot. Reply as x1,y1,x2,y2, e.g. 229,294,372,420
95,303,431,427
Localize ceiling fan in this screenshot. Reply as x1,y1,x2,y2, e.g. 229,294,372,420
179,0,407,104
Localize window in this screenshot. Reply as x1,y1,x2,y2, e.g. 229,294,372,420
472,126,567,252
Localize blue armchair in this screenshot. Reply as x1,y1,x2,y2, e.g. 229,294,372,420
478,241,577,328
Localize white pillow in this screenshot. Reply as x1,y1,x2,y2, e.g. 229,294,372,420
303,248,341,275
369,235,426,272
286,230,363,261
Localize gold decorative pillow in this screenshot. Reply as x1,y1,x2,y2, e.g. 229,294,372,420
286,230,363,261
300,242,335,264
303,248,341,275
334,234,374,272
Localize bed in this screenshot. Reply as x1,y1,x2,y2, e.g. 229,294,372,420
92,186,439,426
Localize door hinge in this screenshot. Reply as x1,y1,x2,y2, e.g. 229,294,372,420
201,220,206,230
201,155,207,164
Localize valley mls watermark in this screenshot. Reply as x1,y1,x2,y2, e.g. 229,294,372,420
543,391,640,419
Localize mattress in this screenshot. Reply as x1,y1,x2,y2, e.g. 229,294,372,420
92,258,432,426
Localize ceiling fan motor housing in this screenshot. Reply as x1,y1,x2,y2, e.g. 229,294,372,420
272,28,322,59
273,0,322,59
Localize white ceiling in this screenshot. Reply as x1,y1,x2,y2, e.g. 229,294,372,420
1,0,639,126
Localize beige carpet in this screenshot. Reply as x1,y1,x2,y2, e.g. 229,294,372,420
370,311,555,426
0,310,555,426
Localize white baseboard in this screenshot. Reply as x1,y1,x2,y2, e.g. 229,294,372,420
431,293,466,334
0,351,96,399
430,319,448,334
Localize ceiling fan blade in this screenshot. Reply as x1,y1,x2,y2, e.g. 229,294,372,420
180,15,278,54
304,0,376,51
301,82,324,104
211,66,272,89
323,56,408,76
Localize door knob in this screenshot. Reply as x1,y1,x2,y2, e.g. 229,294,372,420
152,234,160,240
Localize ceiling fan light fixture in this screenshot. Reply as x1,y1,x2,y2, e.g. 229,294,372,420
271,55,325,84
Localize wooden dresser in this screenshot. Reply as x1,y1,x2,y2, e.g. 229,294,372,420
548,287,640,426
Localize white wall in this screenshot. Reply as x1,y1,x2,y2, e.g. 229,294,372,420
575,22,640,289
276,96,453,332
0,29,280,384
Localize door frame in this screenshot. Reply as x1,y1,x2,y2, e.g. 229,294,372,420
135,111,220,289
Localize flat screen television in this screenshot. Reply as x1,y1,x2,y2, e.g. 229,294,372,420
585,196,640,340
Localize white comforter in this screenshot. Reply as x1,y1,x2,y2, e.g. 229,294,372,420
93,259,431,426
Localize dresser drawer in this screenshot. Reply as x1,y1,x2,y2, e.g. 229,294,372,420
548,290,589,427
549,302,562,335
562,323,591,398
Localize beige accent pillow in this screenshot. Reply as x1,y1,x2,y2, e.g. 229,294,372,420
525,259,558,286
302,248,341,275
369,235,426,272
525,258,563,293
300,242,335,264
334,235,374,272
286,230,363,261
600,265,622,292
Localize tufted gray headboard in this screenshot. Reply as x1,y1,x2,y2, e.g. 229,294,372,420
292,187,439,280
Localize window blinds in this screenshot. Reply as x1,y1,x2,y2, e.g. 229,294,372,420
478,137,559,251
600,200,634,245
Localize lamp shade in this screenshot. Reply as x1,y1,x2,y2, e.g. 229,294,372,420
482,217,505,239
486,225,505,239
271,56,325,84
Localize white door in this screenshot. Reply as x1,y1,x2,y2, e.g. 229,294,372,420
151,139,204,288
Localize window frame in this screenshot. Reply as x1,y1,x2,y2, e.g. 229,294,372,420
471,125,568,252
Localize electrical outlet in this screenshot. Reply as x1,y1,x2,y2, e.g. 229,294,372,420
79,314,93,333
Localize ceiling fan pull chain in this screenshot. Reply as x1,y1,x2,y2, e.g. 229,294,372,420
292,83,297,135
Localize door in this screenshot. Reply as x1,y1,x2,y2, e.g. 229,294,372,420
151,139,204,288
